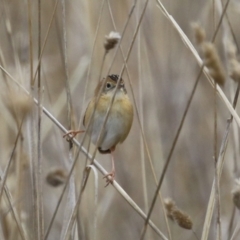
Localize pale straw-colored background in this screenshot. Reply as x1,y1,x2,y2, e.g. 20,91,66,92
0,0,240,239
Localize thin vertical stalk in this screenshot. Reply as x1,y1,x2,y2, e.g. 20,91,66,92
140,65,203,240
3,183,28,240
36,0,44,238
201,82,240,240
27,0,33,86
60,0,76,239
0,119,24,203
212,1,222,238
214,81,222,240
32,0,61,85
78,0,106,127
136,4,151,239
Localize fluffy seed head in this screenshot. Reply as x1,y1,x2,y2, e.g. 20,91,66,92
191,23,206,45
164,198,193,230
104,31,121,52
171,208,193,230
202,42,225,85
164,198,176,220
46,168,67,187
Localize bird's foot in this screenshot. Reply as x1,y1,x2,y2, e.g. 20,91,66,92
63,130,84,141
103,171,115,187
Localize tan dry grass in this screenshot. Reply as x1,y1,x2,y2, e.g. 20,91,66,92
0,0,240,239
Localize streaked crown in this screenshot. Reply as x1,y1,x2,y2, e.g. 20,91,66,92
95,74,127,95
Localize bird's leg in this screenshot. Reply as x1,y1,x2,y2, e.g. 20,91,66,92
103,146,116,187
63,130,85,140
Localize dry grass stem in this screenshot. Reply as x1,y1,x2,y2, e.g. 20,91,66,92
140,62,203,239
79,0,106,125
0,119,23,204
2,0,240,239
201,83,240,240
59,0,77,238
85,165,99,240
3,184,28,240
32,0,60,85
229,218,240,240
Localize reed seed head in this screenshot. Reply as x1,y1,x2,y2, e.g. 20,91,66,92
164,198,193,230
191,22,206,46
171,208,193,230
104,31,121,52
202,42,225,85
46,168,67,187
191,24,225,85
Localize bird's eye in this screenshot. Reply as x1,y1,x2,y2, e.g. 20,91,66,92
106,83,112,89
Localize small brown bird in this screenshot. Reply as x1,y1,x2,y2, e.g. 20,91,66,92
65,74,133,186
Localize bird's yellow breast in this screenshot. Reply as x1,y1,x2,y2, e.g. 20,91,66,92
83,91,133,148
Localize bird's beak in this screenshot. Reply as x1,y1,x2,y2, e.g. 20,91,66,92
120,85,126,93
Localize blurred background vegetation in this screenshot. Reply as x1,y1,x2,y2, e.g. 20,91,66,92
0,0,240,239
